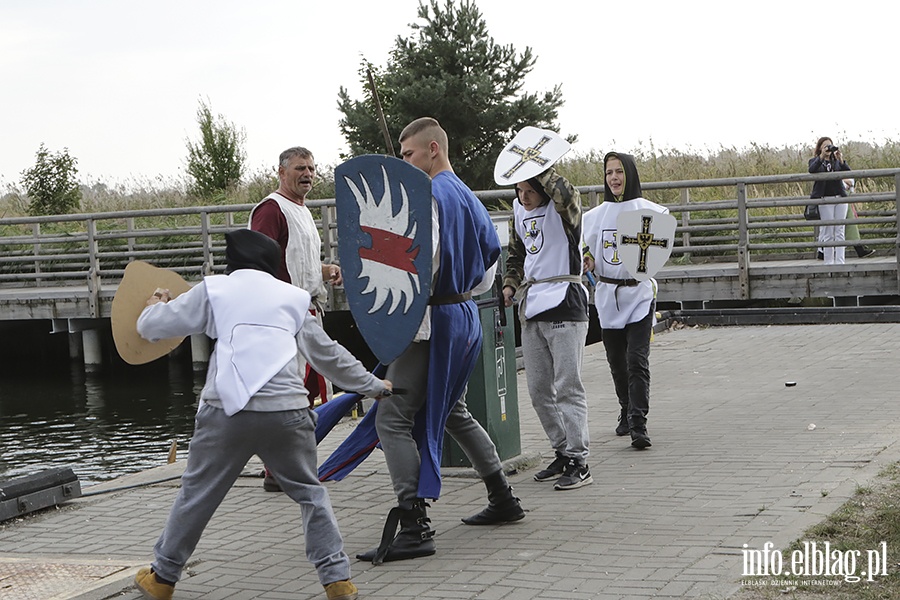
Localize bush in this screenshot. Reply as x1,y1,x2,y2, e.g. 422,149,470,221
184,98,246,200
20,144,82,215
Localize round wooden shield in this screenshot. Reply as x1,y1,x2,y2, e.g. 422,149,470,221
111,261,193,365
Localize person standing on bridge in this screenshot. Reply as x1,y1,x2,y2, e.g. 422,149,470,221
809,136,850,265
249,147,342,492
582,152,669,449
133,228,389,600
502,166,592,489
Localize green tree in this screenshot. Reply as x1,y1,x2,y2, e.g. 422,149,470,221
337,0,571,190
185,98,246,199
20,144,82,215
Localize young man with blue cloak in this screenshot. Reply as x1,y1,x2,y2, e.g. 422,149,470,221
348,117,526,564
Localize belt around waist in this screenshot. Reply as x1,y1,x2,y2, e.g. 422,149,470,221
429,291,473,305
597,275,639,287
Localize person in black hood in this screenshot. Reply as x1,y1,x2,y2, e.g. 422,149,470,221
134,227,390,600
582,152,670,449
224,229,281,276
603,151,643,202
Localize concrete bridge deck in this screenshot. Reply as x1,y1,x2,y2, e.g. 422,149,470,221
0,255,896,324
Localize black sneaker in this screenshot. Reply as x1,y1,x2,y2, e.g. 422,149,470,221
533,452,568,482
554,458,593,490
816,250,824,260
858,247,876,258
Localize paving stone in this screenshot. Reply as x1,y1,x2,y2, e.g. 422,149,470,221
1,323,898,599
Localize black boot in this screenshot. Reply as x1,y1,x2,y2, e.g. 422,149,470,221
461,470,525,525
855,245,875,258
615,406,630,436
356,500,436,565
630,416,652,449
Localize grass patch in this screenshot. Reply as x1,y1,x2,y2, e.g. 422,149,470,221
733,462,900,599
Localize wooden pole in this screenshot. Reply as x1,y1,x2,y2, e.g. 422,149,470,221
366,68,394,156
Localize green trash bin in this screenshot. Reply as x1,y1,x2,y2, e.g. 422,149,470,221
442,217,521,467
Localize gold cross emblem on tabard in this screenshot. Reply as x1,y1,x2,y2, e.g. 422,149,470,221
603,235,619,263
526,219,540,252
502,136,552,180
619,215,671,273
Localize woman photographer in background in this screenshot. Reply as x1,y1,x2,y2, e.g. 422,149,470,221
809,136,851,265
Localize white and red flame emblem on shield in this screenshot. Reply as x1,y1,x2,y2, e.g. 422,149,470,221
335,155,432,364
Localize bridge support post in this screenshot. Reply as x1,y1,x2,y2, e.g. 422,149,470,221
82,329,102,372
68,332,83,360
190,334,210,371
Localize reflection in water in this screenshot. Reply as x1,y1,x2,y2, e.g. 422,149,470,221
0,351,202,486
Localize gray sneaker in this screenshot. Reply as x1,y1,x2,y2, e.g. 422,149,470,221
533,452,568,482
554,458,593,490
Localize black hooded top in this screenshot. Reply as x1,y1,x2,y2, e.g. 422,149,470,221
224,229,281,277
603,152,643,203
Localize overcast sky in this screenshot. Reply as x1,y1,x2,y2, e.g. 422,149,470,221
1,0,895,188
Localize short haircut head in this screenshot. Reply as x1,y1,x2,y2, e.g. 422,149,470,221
279,147,314,169
399,117,448,155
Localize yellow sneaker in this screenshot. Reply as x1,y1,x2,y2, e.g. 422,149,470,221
134,567,174,600
325,579,359,600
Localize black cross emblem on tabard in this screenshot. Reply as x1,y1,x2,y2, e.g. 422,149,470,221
619,215,671,274
502,136,552,180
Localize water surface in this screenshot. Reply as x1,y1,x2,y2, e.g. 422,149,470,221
0,346,200,487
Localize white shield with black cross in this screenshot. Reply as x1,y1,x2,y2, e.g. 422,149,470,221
615,209,677,280
493,126,571,185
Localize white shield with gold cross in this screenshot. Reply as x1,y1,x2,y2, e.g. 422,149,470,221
616,209,677,281
493,126,571,185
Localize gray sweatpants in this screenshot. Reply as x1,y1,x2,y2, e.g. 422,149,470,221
521,319,590,461
151,403,349,586
377,340,503,502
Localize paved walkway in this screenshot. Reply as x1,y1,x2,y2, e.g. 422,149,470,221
2,323,900,600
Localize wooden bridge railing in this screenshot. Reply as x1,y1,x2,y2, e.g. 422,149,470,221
1,168,899,317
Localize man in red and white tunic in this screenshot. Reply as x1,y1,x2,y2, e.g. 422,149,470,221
249,146,342,492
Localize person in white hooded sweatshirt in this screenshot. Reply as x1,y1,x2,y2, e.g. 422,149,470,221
132,229,388,600
582,152,668,450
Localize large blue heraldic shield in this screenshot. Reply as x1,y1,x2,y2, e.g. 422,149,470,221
335,155,432,364
615,209,677,281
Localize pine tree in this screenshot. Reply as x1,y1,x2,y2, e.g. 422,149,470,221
337,0,572,190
